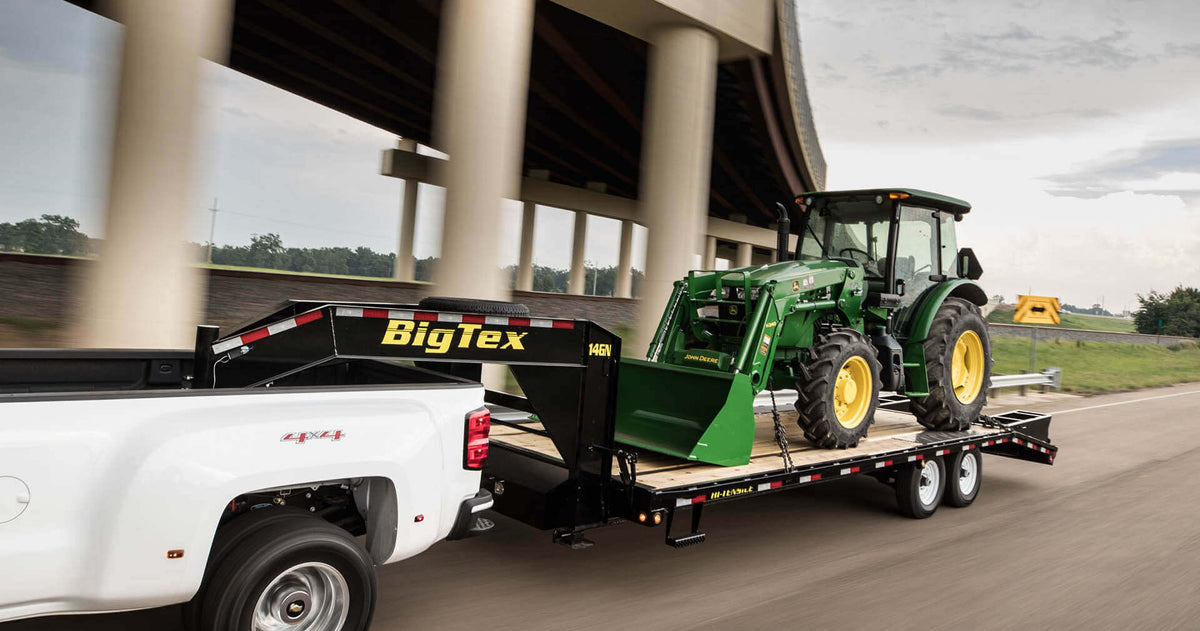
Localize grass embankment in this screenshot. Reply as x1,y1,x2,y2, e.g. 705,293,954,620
987,306,1136,333
992,336,1200,394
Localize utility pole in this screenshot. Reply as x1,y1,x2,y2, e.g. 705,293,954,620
206,197,218,264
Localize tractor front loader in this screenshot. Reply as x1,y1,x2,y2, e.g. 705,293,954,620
615,189,993,466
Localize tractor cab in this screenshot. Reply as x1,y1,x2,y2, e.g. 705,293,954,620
794,188,980,317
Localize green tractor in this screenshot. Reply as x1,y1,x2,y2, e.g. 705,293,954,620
615,189,992,466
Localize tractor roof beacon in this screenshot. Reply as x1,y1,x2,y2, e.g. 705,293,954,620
615,189,991,466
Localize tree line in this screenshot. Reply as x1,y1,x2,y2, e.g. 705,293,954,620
0,217,639,296
1134,287,1200,338
0,215,93,256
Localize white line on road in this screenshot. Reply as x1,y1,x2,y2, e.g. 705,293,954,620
1053,388,1200,415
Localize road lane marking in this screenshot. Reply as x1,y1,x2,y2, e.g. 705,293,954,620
1053,389,1200,415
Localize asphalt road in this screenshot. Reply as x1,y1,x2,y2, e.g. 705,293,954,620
9,383,1200,631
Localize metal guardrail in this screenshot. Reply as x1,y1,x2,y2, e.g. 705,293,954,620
989,367,1062,393
754,367,1062,409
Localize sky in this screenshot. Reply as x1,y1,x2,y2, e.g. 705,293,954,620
1,1,1198,309
796,0,1200,312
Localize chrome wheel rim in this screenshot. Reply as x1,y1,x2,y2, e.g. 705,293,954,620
253,562,349,631
917,461,940,507
957,453,979,497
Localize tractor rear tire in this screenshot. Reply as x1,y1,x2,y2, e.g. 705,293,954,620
795,330,882,449
909,297,992,431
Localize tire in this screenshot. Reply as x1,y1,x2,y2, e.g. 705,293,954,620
795,329,882,449
943,449,983,507
418,296,530,317
197,513,377,631
896,457,945,519
183,508,311,631
909,297,992,431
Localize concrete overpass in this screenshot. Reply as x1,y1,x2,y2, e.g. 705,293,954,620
64,0,825,353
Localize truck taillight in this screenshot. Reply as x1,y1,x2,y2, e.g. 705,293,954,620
464,407,490,470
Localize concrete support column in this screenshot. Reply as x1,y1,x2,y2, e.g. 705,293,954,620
567,211,588,295
736,242,753,268
633,25,719,353
76,0,232,348
515,201,536,291
433,0,535,300
615,219,635,298
703,236,717,269
393,178,419,281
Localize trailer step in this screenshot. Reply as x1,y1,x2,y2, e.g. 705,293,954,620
667,532,707,548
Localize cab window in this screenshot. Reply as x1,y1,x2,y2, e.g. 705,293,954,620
894,206,938,305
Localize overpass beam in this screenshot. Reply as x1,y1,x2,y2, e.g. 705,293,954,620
703,236,718,269
736,242,753,268
76,0,232,348
432,0,535,301
615,219,634,298
567,211,588,295
634,25,719,354
392,138,419,281
516,201,536,291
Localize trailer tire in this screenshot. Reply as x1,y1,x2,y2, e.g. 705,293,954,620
795,329,882,449
909,298,991,432
183,508,313,631
197,513,377,631
418,296,530,317
896,457,944,519
943,449,982,507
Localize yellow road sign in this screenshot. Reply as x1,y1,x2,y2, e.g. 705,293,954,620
1014,295,1061,325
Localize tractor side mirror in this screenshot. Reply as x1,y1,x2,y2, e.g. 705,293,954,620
957,247,983,280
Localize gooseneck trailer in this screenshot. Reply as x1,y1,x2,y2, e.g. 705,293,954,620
197,299,1056,549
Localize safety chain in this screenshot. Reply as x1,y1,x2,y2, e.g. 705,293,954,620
768,382,793,471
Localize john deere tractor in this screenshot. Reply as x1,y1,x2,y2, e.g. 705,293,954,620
615,189,992,466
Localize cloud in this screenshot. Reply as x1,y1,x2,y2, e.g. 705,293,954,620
937,105,1006,122
1042,138,1200,199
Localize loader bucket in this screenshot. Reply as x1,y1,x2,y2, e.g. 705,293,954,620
615,358,755,466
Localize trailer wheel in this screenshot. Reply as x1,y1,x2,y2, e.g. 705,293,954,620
197,513,376,631
909,298,991,432
943,449,982,507
795,330,882,449
896,457,944,519
418,296,530,317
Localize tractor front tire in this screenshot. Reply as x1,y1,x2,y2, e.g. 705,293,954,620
910,297,992,431
796,330,882,449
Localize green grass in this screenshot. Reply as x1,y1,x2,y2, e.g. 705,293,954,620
987,307,1136,333
992,337,1200,394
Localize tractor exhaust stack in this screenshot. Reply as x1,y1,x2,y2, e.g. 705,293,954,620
775,202,791,263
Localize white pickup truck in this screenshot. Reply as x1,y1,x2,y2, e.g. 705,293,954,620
0,299,506,631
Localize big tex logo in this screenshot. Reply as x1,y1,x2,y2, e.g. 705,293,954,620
381,320,528,354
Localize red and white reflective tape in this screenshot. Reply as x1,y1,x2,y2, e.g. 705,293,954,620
212,310,324,355
935,449,949,457
839,466,861,476
756,480,784,492
874,460,894,469
798,473,823,483
906,454,924,462
334,306,574,329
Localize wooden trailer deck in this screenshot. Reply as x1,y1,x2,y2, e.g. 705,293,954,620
488,406,1007,492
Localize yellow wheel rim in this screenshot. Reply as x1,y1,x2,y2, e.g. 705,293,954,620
834,356,872,429
952,330,985,404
